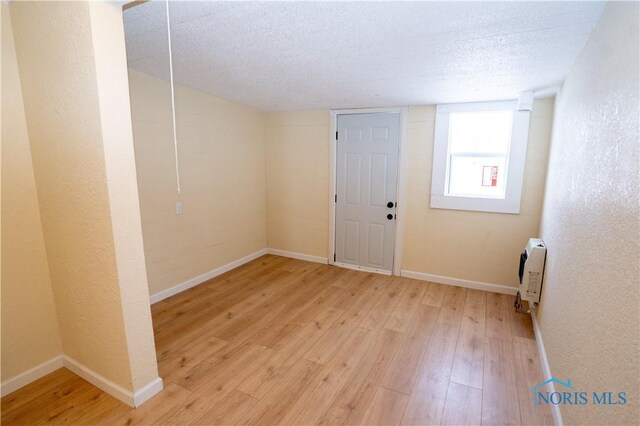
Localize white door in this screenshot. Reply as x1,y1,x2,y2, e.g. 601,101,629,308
335,112,400,272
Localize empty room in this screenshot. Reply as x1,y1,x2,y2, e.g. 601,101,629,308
1,0,638,425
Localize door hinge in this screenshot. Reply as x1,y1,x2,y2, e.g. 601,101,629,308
334,253,336,262
335,130,338,140
335,194,337,203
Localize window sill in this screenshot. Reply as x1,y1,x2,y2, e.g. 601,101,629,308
430,193,521,214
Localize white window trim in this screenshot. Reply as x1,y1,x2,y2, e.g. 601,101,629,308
430,99,532,214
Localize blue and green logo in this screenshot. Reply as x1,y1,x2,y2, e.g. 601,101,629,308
532,378,627,406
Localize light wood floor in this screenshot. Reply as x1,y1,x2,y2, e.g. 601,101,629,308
2,255,553,425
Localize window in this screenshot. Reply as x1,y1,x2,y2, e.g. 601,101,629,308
430,99,532,214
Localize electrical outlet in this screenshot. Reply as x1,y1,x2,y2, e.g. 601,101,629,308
175,202,183,215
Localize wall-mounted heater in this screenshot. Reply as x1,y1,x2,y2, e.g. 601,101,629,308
517,238,547,305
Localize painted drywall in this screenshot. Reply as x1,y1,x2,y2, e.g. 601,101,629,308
0,2,63,382
88,1,159,391
128,70,267,296
10,1,158,392
537,2,639,424
402,99,553,287
264,102,552,286
265,111,330,257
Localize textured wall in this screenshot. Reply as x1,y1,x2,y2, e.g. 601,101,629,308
0,2,63,382
537,2,639,424
265,111,331,257
10,1,158,392
264,104,552,286
128,70,267,296
402,100,553,286
88,2,159,390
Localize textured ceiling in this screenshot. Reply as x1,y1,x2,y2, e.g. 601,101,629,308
123,1,605,112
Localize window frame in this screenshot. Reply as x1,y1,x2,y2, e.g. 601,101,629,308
430,100,531,214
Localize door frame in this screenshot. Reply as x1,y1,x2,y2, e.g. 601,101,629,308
328,107,409,276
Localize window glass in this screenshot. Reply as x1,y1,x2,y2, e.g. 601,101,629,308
448,156,506,198
446,110,513,199
430,99,531,214
449,110,513,154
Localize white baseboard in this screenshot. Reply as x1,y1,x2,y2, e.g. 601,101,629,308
149,252,514,306
149,248,269,304
530,307,563,426
148,247,328,305
0,355,163,406
266,248,328,264
132,376,164,407
5,248,339,403
62,355,162,408
400,270,518,295
0,356,63,397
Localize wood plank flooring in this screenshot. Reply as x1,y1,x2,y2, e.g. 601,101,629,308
1,255,553,425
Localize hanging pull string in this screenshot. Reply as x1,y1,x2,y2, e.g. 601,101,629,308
165,0,181,194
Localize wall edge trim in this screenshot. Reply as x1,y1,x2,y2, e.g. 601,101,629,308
62,355,163,407
132,376,164,407
149,248,269,304
148,248,327,305
530,308,564,426
266,248,328,264
0,356,63,397
400,270,518,295
62,355,134,406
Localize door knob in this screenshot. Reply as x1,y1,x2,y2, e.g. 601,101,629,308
387,214,393,220
387,201,394,208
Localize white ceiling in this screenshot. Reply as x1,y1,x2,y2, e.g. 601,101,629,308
124,1,606,112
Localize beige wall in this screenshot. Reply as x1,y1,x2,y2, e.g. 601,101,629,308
265,111,330,258
537,2,639,424
402,100,553,287
128,70,267,296
1,2,63,382
88,2,159,390
9,1,158,392
264,102,552,287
